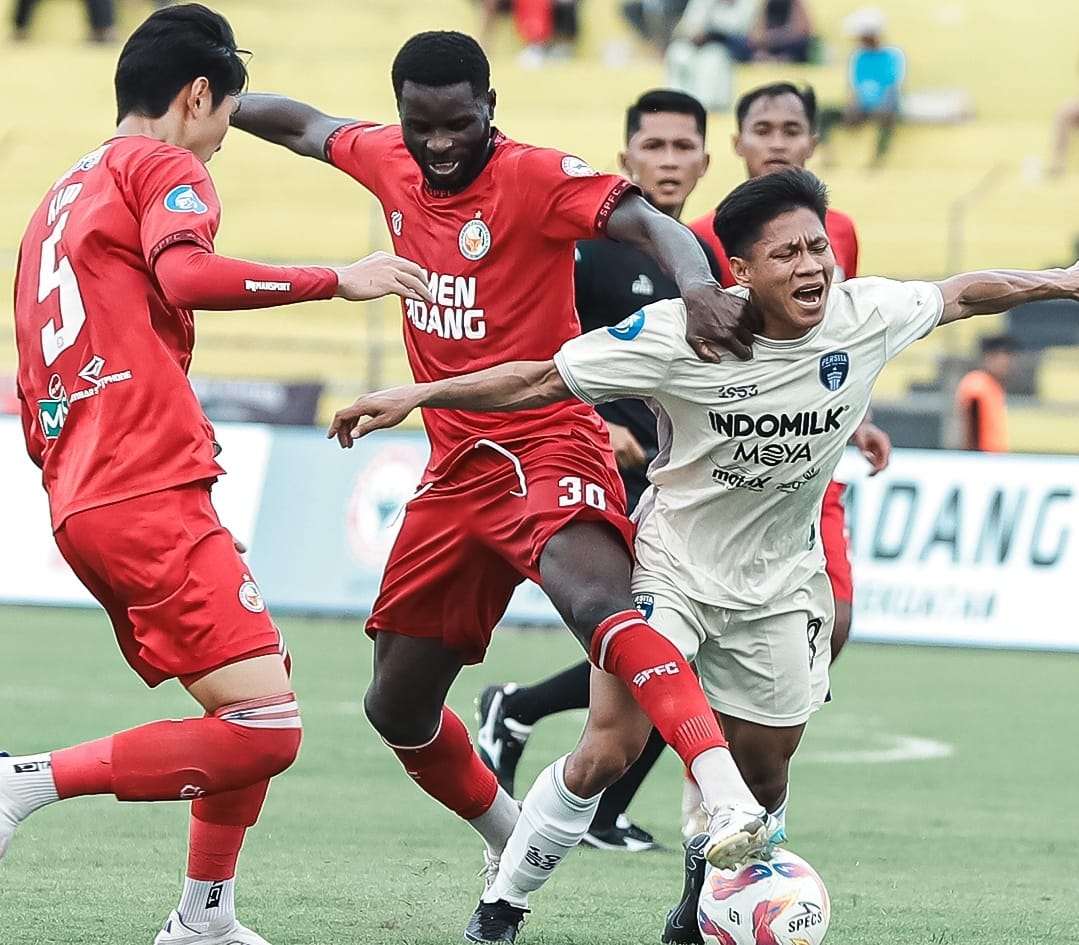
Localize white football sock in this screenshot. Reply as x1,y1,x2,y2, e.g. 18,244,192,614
483,755,600,908
770,786,789,833
176,877,236,932
690,746,760,812
0,753,60,821
468,785,521,857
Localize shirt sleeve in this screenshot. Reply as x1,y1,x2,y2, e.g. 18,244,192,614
514,147,634,241
849,277,945,359
324,120,393,190
128,147,222,268
553,300,681,404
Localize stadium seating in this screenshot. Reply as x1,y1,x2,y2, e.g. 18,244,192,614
1,0,1077,449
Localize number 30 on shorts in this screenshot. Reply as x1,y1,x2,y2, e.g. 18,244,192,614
557,476,607,510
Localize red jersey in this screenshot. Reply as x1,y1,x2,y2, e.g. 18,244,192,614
326,124,632,478
14,137,225,530
688,206,860,283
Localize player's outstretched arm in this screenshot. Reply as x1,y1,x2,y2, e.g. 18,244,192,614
231,92,353,161
607,193,753,362
154,246,433,310
935,263,1079,325
328,360,571,448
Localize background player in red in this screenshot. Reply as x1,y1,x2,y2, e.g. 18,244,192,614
5,7,431,945
233,30,768,943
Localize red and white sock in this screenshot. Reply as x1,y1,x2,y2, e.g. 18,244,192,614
589,611,728,764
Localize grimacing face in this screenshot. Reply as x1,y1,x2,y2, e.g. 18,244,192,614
734,93,816,180
398,80,494,193
620,111,708,217
729,206,835,340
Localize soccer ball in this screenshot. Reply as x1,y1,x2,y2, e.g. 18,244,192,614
697,849,830,945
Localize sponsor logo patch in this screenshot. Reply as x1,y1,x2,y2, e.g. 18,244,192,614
560,155,597,177
164,184,208,214
819,351,849,391
390,210,403,236
458,218,491,260
607,309,646,341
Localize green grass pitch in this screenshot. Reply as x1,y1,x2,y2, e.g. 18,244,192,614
2,604,1078,944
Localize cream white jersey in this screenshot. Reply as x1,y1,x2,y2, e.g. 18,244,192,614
553,277,944,608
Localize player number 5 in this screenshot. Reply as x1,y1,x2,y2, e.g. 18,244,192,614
38,211,87,367
557,476,607,510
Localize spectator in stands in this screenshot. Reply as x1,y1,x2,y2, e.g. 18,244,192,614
818,6,904,169
12,0,116,42
622,0,690,55
729,0,815,64
664,0,757,112
478,0,580,66
955,335,1016,452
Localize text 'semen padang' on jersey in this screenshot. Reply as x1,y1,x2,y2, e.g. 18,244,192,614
327,123,633,476
553,278,944,607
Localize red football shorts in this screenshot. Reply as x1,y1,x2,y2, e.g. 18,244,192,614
54,482,284,687
366,435,634,662
820,479,854,604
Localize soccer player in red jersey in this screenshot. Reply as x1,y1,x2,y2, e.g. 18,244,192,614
233,30,766,943
4,7,430,945
688,81,891,665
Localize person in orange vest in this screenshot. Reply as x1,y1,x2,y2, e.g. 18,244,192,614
955,334,1016,452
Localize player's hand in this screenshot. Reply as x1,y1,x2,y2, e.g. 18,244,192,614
334,251,434,303
850,420,892,475
327,387,421,448
682,281,755,362
606,422,647,469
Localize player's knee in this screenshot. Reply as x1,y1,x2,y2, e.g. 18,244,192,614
363,686,435,746
251,724,303,780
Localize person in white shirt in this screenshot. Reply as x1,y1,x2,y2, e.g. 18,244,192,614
327,167,1079,935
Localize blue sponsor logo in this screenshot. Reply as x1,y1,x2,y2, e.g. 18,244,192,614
607,309,646,341
818,351,849,391
634,592,655,620
163,185,208,214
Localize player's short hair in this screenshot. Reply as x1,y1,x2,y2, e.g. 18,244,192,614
981,334,1017,355
713,168,829,259
391,31,491,101
735,82,817,131
114,4,248,123
625,89,707,142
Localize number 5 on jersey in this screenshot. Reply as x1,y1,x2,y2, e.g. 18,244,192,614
38,211,87,366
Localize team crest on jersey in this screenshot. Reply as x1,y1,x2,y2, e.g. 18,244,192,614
390,210,403,236
459,218,491,260
819,351,849,391
238,576,266,613
608,309,646,341
561,155,597,177
634,593,655,620
164,185,208,214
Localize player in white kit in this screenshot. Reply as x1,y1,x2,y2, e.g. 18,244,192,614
327,167,1079,931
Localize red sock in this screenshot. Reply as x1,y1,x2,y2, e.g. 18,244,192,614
387,707,498,821
590,611,727,764
51,693,301,801
187,781,269,880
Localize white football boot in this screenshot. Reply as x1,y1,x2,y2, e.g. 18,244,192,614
153,910,272,945
702,803,775,870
